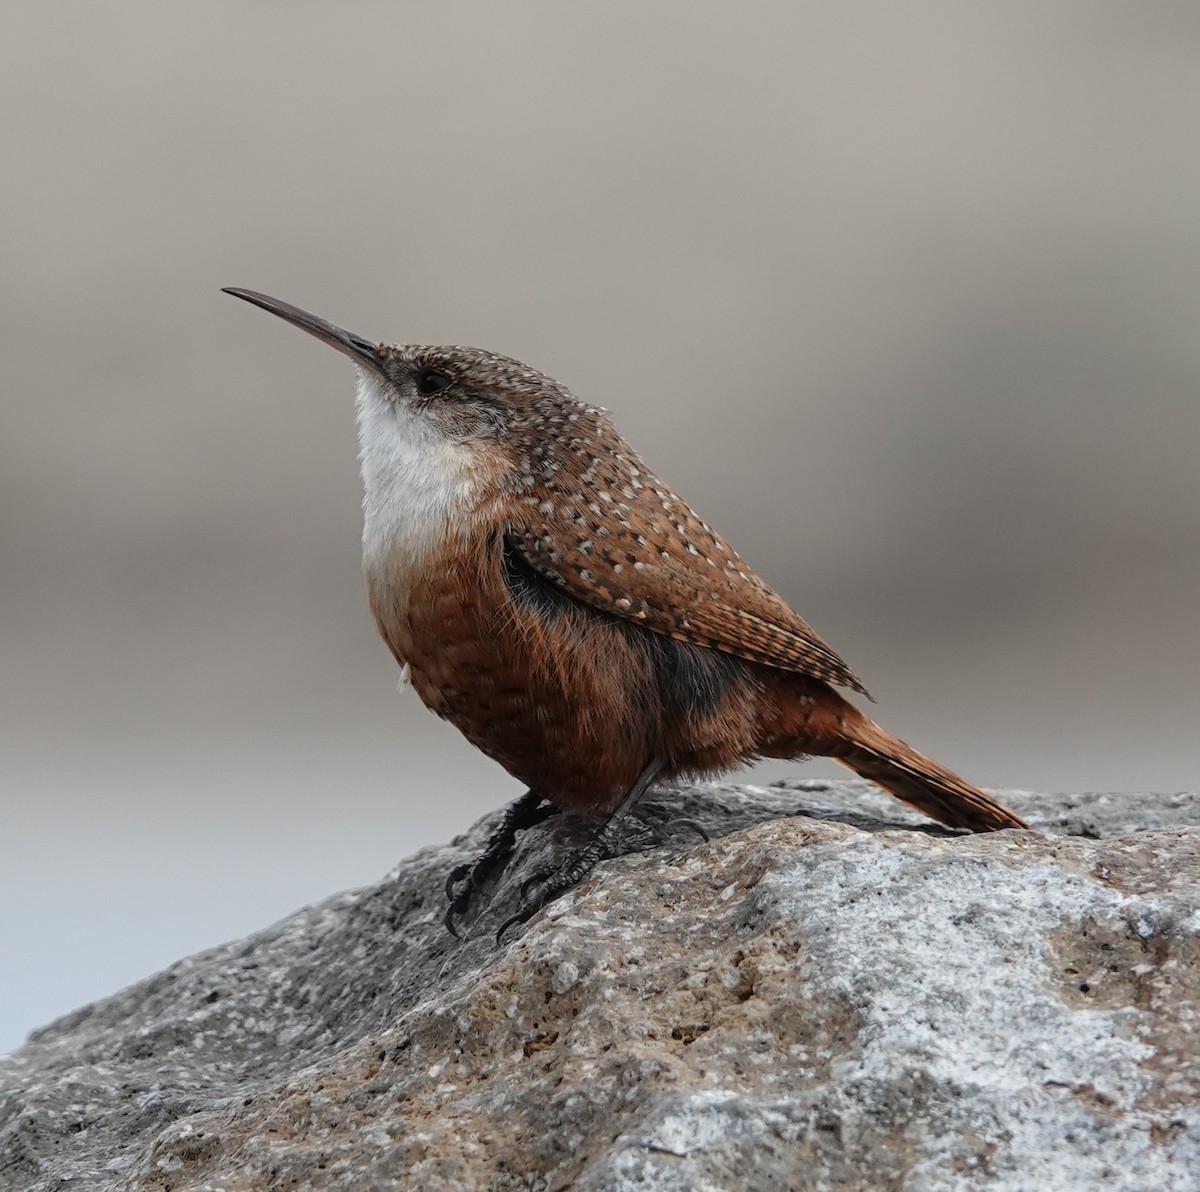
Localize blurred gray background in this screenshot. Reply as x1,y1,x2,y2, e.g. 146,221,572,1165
3,2,1198,1052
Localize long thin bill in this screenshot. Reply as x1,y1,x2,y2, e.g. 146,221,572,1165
222,288,382,370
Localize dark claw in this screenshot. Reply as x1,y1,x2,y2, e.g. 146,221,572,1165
444,868,479,939
520,867,552,901
496,905,535,943
444,862,472,902
671,817,709,843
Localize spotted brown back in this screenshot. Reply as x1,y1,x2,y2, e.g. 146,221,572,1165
503,401,868,696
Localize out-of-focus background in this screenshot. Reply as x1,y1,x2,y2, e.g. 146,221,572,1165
2,2,1198,1052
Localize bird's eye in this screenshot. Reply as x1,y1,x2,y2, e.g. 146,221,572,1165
416,368,452,396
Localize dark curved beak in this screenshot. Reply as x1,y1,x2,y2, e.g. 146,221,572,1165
222,288,383,371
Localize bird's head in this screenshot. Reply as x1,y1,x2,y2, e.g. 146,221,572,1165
223,288,628,567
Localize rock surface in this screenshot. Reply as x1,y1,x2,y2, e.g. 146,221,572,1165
2,781,1199,1191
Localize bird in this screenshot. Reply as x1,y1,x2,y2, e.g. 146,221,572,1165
223,288,1028,938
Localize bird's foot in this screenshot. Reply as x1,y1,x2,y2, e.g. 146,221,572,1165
497,829,620,942
444,789,555,938
496,759,666,942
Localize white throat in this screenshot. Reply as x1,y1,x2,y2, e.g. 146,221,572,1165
355,372,481,571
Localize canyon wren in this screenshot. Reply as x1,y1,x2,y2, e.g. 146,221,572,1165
224,288,1027,937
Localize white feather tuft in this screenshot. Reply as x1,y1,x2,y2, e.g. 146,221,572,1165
355,371,481,571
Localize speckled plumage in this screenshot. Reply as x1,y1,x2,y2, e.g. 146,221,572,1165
226,290,1027,838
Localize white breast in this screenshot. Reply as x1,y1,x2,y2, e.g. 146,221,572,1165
355,372,481,574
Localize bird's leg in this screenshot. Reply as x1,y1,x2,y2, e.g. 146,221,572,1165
445,788,555,937
497,760,665,941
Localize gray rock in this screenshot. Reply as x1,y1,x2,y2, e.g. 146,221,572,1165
2,781,1199,1191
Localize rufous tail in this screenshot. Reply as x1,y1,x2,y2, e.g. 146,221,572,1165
765,686,1028,832
831,714,1027,831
